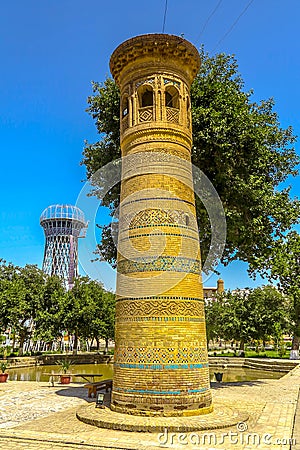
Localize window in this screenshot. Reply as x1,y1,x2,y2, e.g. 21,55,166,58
122,97,129,117
141,89,153,107
164,85,179,109
165,91,173,107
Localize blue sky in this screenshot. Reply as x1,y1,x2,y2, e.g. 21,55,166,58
0,0,299,291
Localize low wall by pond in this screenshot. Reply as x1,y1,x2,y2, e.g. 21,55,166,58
2,354,298,372
209,357,299,372
3,352,113,369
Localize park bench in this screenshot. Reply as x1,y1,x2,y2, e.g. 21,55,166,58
84,379,113,398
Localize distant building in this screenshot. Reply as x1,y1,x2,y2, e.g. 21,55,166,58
40,204,87,290
203,278,224,300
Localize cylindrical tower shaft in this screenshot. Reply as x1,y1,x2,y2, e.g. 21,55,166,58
110,34,212,416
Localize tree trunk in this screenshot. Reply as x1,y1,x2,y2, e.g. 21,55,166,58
239,339,245,351
12,333,16,352
73,332,78,355
18,336,25,356
95,337,100,351
292,335,299,351
290,335,299,360
104,338,109,355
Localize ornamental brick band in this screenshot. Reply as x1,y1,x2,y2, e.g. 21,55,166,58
110,33,212,416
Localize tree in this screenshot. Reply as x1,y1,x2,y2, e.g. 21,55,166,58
81,49,300,272
253,231,300,355
0,260,17,333
76,279,115,353
247,286,291,345
205,296,224,344
205,286,289,350
0,264,47,355
0,260,116,355
61,276,115,354
99,291,115,354
34,275,66,344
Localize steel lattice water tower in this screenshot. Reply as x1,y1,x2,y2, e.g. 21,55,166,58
40,204,87,290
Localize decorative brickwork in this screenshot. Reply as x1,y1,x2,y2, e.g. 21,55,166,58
117,256,201,274
115,297,205,317
139,107,153,123
114,345,208,365
110,34,212,416
129,209,175,227
166,106,179,123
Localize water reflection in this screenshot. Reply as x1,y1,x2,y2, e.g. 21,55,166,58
6,364,283,383
210,367,283,382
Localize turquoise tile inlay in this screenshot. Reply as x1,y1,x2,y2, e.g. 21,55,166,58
114,387,182,395
116,362,209,370
188,388,207,394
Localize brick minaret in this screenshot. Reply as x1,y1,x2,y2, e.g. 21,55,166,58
109,34,212,416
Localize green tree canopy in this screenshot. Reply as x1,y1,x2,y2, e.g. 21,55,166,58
205,286,290,350
34,275,66,343
0,264,48,355
61,276,115,354
0,260,116,355
82,49,300,272
253,230,300,352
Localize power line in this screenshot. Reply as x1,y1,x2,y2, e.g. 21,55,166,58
213,0,255,52
195,0,223,43
162,0,168,33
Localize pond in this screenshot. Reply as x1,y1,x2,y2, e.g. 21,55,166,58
211,367,283,382
6,363,284,383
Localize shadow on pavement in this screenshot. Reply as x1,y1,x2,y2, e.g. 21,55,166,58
55,385,112,406
54,385,92,402
211,380,266,389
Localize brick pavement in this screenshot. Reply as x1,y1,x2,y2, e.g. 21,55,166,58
0,364,299,449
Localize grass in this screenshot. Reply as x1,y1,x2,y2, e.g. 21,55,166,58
209,349,291,359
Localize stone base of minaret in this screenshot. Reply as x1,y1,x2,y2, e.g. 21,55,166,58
76,398,248,433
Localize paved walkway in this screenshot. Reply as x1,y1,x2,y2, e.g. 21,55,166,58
0,364,300,449
292,388,300,449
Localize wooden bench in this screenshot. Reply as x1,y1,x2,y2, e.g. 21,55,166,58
84,379,113,398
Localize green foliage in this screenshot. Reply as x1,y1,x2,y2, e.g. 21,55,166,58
0,361,8,373
56,358,73,374
0,260,116,353
0,263,48,355
191,50,299,268
33,275,65,343
81,48,300,273
211,349,289,359
205,286,290,349
254,231,300,350
278,345,286,358
60,276,115,354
